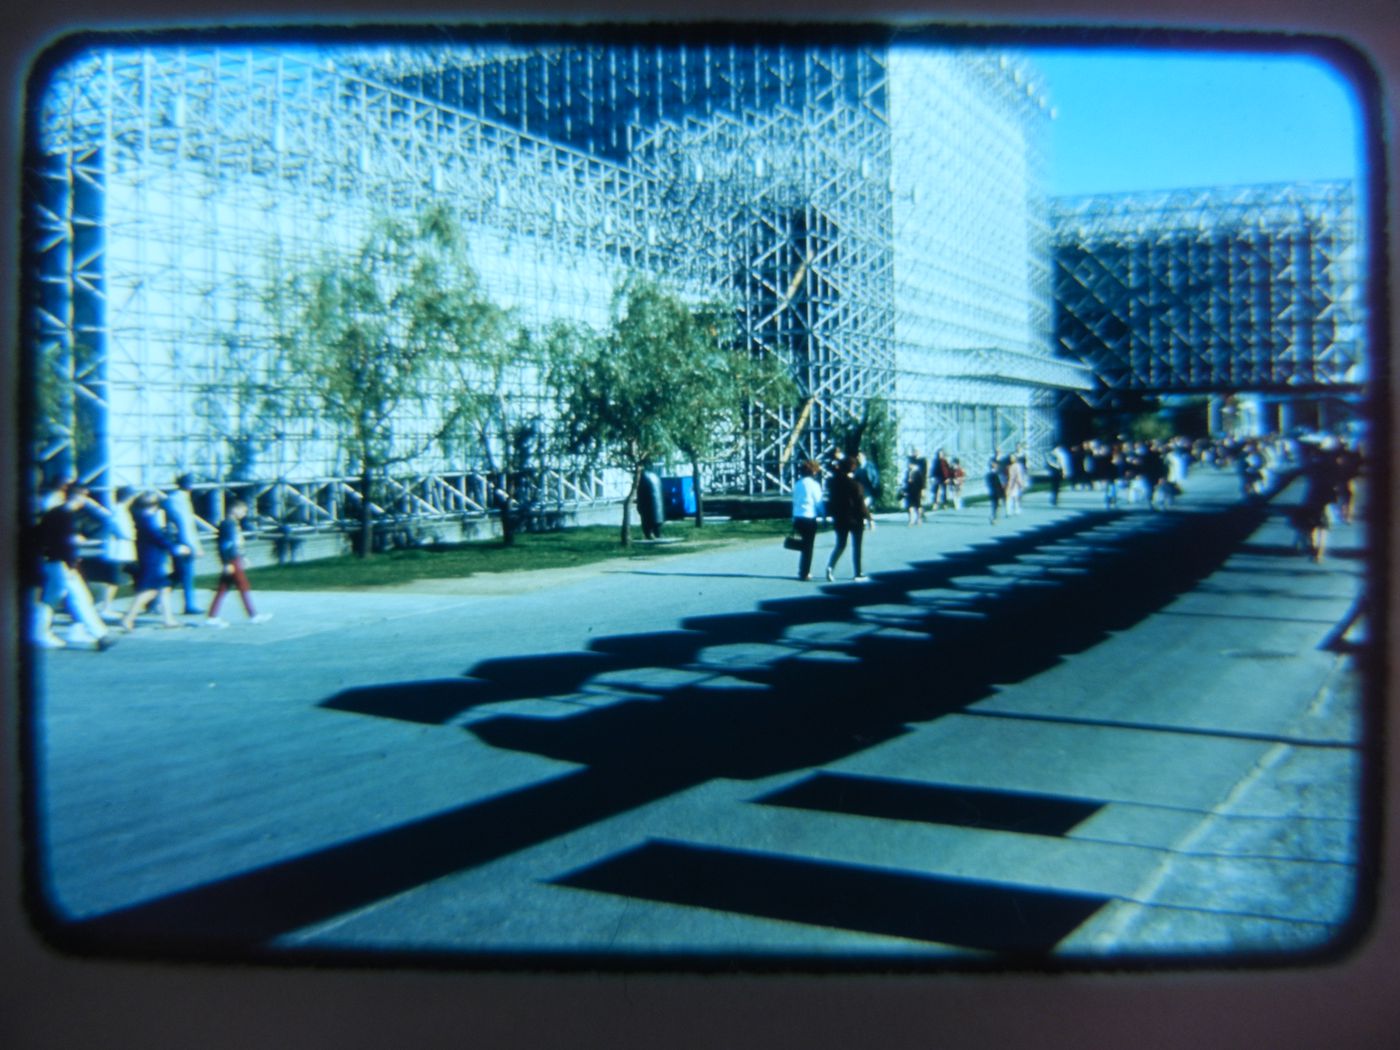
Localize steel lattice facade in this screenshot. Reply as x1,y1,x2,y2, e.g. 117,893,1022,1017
1051,182,1364,402
28,36,1086,529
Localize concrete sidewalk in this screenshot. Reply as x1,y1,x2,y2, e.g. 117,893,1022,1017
29,468,1370,965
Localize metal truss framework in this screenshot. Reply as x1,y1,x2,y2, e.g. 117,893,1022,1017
1051,182,1364,397
29,37,1075,534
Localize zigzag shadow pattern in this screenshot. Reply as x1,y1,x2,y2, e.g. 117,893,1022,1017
70,500,1269,957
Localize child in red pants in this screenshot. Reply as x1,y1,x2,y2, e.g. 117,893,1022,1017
205,499,272,627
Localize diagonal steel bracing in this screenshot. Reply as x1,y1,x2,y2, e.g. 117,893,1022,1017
1052,182,1364,398
29,36,1076,530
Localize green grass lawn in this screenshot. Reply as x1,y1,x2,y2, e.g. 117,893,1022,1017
196,519,792,592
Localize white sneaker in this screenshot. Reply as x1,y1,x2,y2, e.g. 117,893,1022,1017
824,566,834,582
250,613,273,624
202,617,229,629
35,634,66,649
854,575,870,582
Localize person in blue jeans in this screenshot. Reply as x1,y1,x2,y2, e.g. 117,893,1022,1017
825,455,872,581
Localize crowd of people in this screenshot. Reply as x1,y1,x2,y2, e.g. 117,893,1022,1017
28,427,1366,645
26,473,271,651
787,429,1366,581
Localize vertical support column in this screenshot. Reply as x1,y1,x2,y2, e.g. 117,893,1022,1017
31,150,77,484
70,146,109,492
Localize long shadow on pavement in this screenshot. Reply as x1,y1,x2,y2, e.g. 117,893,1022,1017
70,499,1275,959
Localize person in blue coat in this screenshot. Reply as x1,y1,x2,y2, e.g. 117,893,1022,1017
120,491,188,630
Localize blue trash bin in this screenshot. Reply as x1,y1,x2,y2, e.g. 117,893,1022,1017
661,476,696,520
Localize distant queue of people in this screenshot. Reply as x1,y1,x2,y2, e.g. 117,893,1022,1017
26,474,271,651
789,428,1365,577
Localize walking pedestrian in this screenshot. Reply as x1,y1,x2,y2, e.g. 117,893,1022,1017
93,485,138,618
1004,452,1028,517
1164,440,1191,506
1141,442,1167,510
164,473,206,615
1079,442,1098,491
205,498,272,627
985,456,1006,524
1102,446,1122,508
1333,439,1363,524
121,491,188,630
949,458,966,510
37,483,118,650
1046,446,1068,506
1291,446,1339,562
902,450,927,526
931,450,953,510
791,459,824,581
852,451,879,526
825,455,873,581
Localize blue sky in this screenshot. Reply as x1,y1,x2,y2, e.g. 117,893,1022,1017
1028,49,1364,197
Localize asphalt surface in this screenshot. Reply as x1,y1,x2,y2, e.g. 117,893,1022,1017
26,468,1370,968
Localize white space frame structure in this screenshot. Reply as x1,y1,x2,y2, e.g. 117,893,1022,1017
28,32,1091,532
1051,182,1364,430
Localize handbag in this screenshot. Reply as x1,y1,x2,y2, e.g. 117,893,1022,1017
782,531,803,551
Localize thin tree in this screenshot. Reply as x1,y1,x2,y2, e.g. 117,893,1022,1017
441,320,561,546
550,278,690,547
668,300,798,527
275,205,497,557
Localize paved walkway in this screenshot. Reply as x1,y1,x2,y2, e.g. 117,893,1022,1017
29,469,1370,966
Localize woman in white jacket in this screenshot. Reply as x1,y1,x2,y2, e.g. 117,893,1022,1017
1005,454,1028,516
791,459,825,581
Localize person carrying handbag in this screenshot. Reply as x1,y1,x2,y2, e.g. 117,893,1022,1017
790,459,825,581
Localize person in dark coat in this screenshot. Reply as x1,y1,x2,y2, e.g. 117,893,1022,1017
825,455,873,581
985,455,1007,524
1333,441,1363,524
37,482,117,650
902,450,928,526
205,498,272,627
852,451,880,519
1291,442,1343,561
637,467,664,540
931,450,953,510
121,491,188,630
